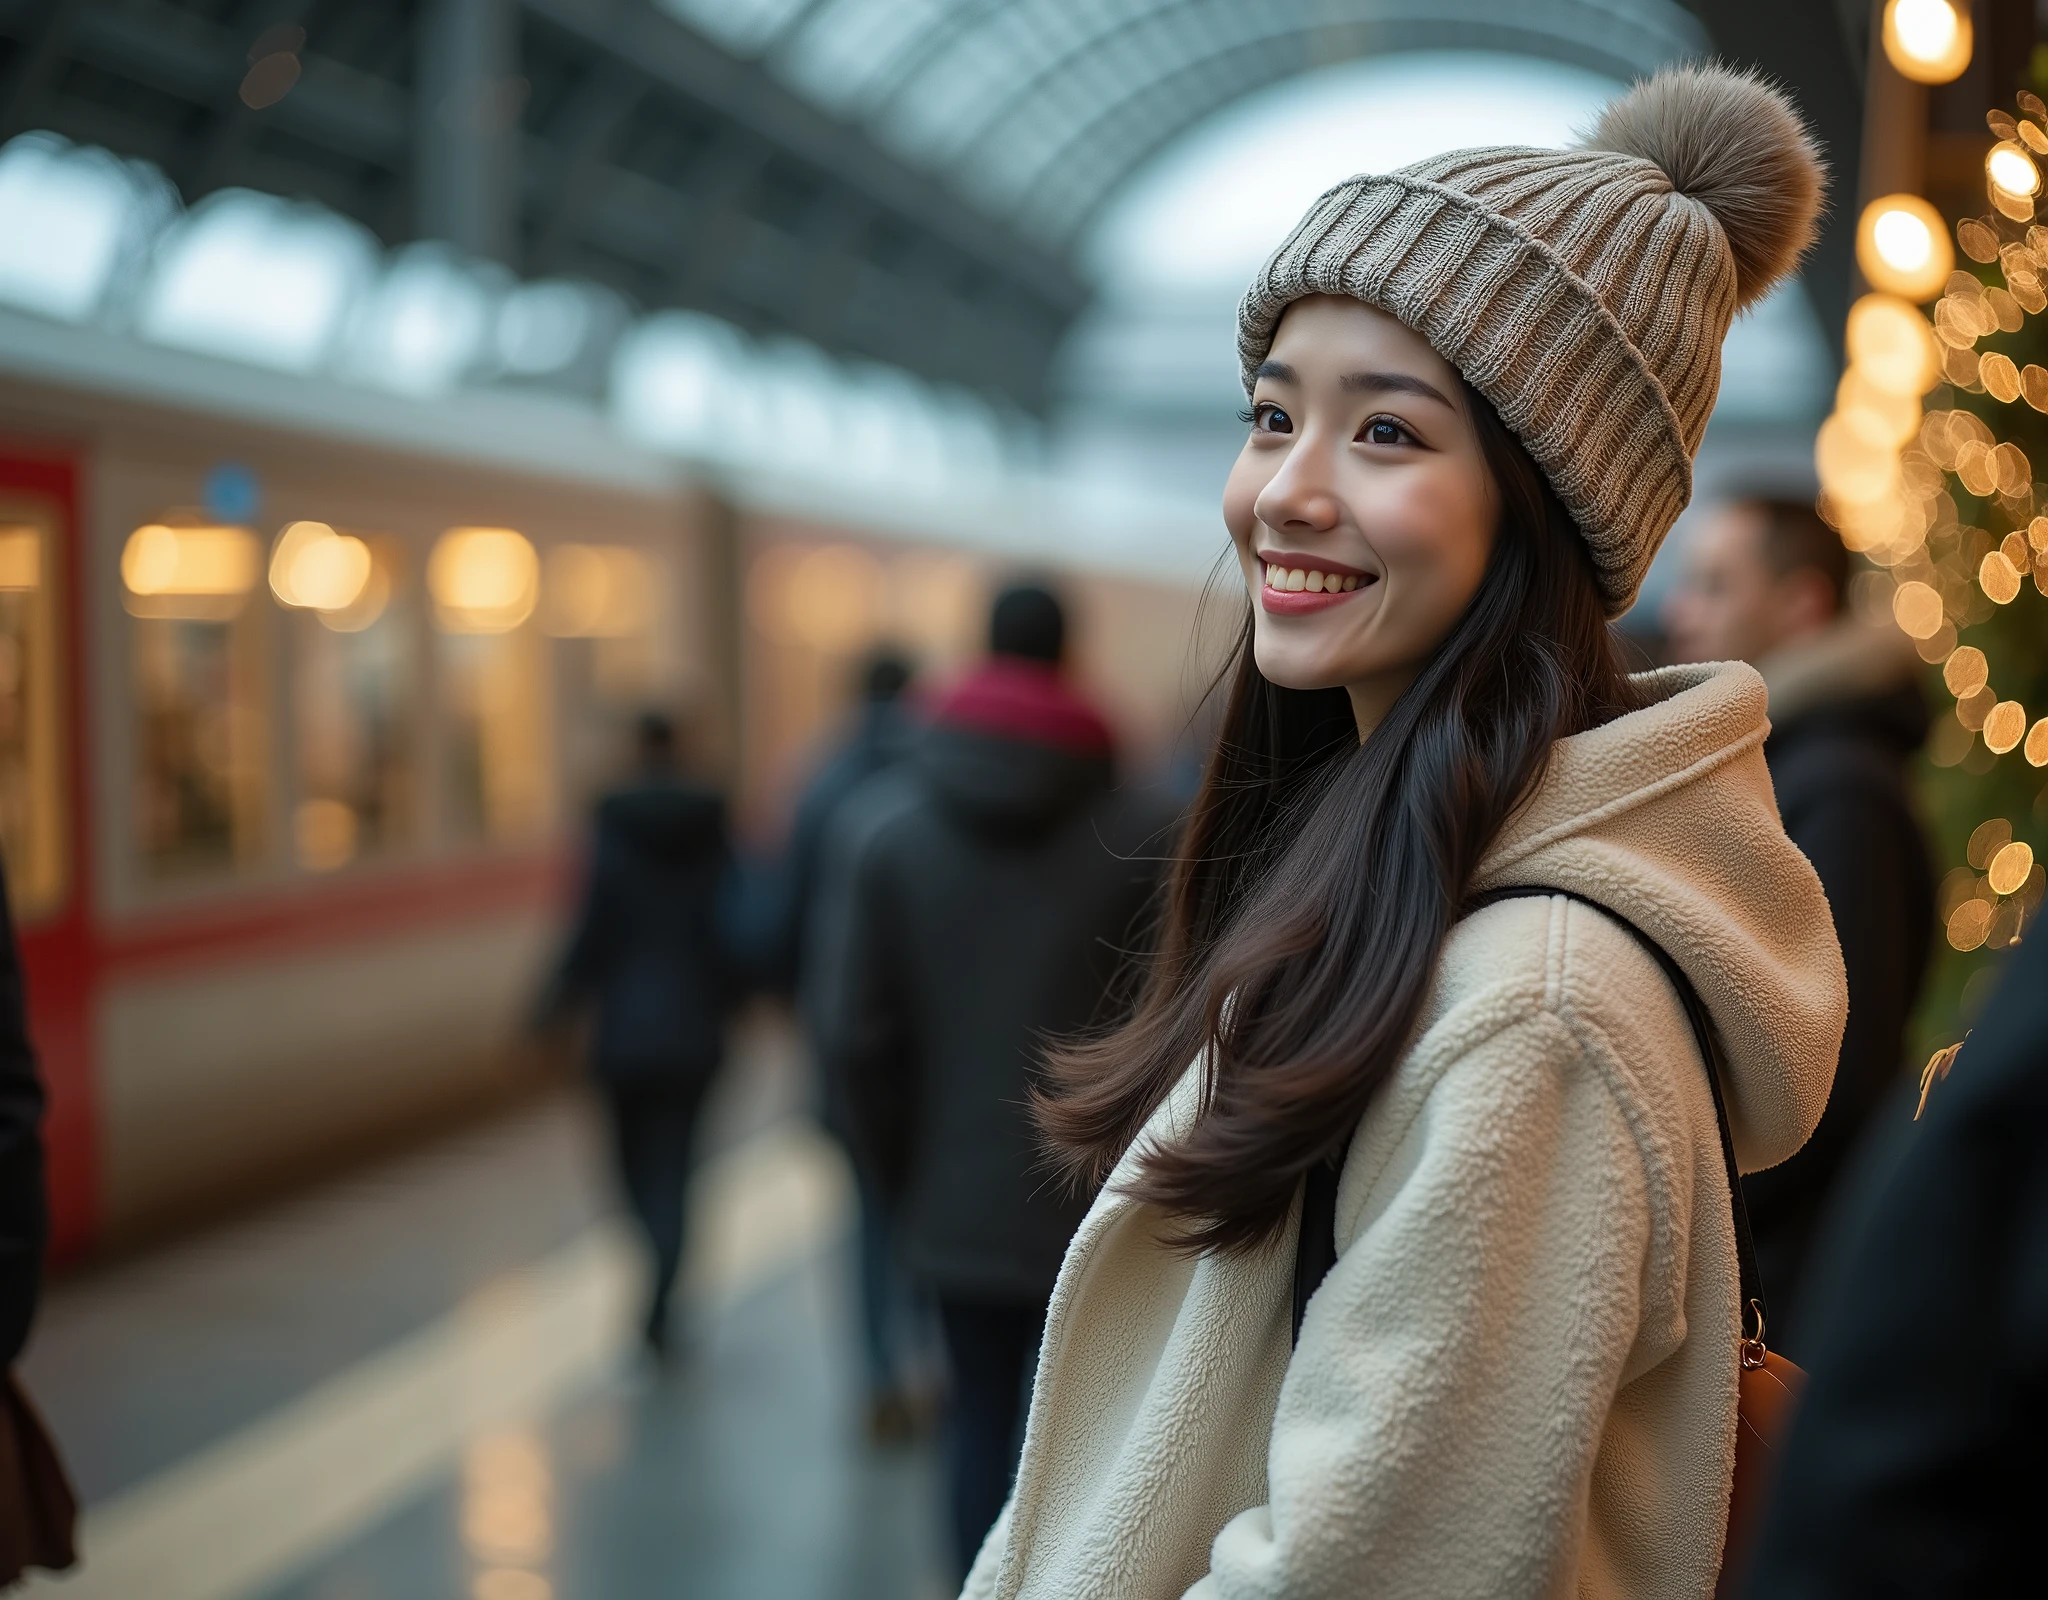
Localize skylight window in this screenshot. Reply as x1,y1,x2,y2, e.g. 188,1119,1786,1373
655,0,814,58
135,191,378,373
0,133,171,322
341,243,503,397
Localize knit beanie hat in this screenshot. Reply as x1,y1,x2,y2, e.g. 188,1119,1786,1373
1237,64,1826,615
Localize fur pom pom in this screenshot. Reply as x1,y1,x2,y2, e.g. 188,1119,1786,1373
1584,64,1826,308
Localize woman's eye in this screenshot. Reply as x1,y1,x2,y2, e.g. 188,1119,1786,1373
1250,403,1292,434
1362,418,1410,446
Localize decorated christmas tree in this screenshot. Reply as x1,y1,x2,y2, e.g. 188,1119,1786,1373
1821,87,2048,1059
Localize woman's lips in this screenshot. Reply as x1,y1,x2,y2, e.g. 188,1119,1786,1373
1258,558,1376,615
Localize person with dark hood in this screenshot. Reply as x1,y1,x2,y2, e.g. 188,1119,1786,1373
1663,494,1934,1353
816,583,1171,1574
1741,923,2048,1597
542,711,733,1359
779,647,917,990
783,647,926,1439
0,861,74,1583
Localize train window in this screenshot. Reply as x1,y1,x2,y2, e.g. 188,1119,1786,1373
125,518,266,876
287,538,416,872
429,527,552,844
0,500,65,919
131,617,266,875
439,630,551,843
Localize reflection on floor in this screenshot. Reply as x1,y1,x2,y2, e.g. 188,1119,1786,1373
19,1017,953,1600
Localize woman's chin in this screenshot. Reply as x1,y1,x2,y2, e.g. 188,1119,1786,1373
1251,643,1357,694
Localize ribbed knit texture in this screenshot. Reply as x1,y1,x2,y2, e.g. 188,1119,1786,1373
1239,146,1730,616
1238,66,1825,616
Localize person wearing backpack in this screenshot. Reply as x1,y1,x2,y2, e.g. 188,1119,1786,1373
963,67,1846,1599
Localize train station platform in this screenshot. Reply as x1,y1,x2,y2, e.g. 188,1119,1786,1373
16,1017,952,1600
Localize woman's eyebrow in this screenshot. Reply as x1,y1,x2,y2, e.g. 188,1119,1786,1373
1339,371,1454,406
1254,359,1296,383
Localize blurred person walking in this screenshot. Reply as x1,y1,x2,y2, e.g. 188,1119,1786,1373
781,647,928,1439
1664,496,1934,1352
962,67,1845,1600
541,711,734,1359
0,860,75,1582
817,584,1171,1574
1742,925,2048,1597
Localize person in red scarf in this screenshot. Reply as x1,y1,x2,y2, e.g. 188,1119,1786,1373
814,583,1174,1577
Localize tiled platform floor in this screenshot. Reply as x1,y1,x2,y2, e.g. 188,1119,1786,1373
20,1018,952,1600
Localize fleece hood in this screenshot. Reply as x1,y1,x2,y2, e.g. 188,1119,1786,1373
1473,660,1847,1171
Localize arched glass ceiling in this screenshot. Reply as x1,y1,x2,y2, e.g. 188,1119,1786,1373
656,0,1709,247
1084,50,1630,295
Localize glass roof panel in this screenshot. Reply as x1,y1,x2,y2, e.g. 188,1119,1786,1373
655,0,815,59
776,0,961,115
757,0,1710,252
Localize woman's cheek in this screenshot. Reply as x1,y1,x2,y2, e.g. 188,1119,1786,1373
1221,457,1265,550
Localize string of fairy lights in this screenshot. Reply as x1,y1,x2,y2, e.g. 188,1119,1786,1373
1816,5,2047,961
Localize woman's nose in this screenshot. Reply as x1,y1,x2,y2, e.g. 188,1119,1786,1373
1254,449,1342,533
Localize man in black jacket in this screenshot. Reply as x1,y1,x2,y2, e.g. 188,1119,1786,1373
816,585,1172,1574
543,712,732,1358
1664,496,1934,1353
1743,923,2048,1596
780,649,926,1438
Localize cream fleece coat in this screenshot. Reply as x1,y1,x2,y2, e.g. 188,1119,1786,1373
962,662,1846,1600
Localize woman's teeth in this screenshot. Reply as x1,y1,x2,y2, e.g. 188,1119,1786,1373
1265,564,1361,593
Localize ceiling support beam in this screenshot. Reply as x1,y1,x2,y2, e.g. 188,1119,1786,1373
416,0,520,264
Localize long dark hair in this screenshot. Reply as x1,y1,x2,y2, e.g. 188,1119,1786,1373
1038,385,1644,1255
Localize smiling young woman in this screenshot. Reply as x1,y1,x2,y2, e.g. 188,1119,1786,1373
961,65,1852,1600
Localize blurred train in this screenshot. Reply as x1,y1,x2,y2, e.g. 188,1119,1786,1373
0,311,1218,1259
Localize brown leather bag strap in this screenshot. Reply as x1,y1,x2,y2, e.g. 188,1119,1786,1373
1290,887,1769,1352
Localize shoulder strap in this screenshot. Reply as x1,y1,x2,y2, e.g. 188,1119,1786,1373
1289,886,1769,1352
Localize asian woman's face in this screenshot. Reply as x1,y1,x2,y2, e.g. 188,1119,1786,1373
1222,296,1498,736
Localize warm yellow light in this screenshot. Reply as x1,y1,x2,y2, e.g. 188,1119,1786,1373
1944,645,1990,696
1815,413,1901,506
1857,195,1953,300
541,544,655,638
1883,0,1972,84
269,520,371,613
1982,550,2025,603
784,543,883,655
1986,700,2029,753
473,1570,552,1600
121,522,258,618
1994,440,2034,494
295,797,358,872
1955,439,1999,496
1982,351,2024,403
1892,580,1947,639
1835,370,1922,448
428,527,538,633
1969,816,2015,868
1948,897,1994,950
1989,839,2036,893
1845,293,1942,395
2026,718,2048,765
319,557,391,633
0,527,37,592
1990,142,2042,198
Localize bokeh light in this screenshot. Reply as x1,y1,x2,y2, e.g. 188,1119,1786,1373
541,544,655,638
121,521,259,618
429,528,539,634
269,521,373,613
1882,0,1972,84
1858,195,1952,301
